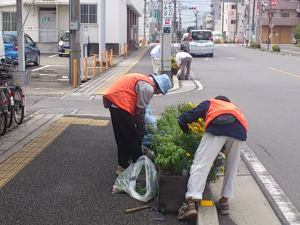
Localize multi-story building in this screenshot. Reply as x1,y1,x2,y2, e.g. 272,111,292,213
130,0,160,43
0,0,142,54
259,0,300,44
222,2,245,42
211,0,223,32
203,12,214,30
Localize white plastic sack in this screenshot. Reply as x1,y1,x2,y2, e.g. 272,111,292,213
112,156,158,202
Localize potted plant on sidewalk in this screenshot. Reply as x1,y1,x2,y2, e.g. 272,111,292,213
149,103,224,213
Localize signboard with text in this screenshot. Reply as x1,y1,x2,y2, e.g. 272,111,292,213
162,0,173,33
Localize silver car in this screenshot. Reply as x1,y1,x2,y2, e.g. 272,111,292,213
188,30,214,57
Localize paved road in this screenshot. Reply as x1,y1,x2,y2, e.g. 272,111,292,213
190,44,300,215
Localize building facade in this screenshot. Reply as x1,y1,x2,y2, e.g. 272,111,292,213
259,0,300,44
0,0,141,54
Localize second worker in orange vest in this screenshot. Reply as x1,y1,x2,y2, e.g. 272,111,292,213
103,73,172,176
177,95,248,221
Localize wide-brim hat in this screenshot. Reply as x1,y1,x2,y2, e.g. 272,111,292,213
150,74,172,95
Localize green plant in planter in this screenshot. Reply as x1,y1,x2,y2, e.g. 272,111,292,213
272,44,281,52
150,103,224,183
171,57,179,75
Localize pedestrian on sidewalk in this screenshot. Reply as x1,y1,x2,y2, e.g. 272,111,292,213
176,96,248,220
150,45,161,74
103,73,172,176
176,51,192,80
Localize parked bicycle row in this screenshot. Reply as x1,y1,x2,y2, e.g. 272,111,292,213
0,59,25,136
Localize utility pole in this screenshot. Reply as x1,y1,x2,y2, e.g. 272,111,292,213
144,0,147,44
251,0,256,44
69,0,80,86
16,0,25,72
221,1,225,37
99,0,106,56
173,0,177,39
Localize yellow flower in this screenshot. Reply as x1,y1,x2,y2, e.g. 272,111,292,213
186,152,191,157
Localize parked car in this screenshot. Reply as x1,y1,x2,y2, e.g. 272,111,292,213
0,34,5,63
58,31,70,57
212,31,223,43
2,32,40,66
180,33,189,51
187,30,214,57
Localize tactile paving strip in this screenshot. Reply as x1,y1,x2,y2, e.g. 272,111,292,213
0,117,109,189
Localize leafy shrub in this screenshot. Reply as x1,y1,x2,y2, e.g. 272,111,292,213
272,44,281,52
171,57,178,75
150,103,224,183
250,42,261,49
293,24,300,39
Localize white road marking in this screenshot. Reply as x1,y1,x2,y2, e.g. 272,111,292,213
31,65,50,71
227,57,235,60
49,54,57,58
39,74,57,76
89,96,95,101
242,144,300,225
70,109,79,115
270,67,300,79
194,80,204,90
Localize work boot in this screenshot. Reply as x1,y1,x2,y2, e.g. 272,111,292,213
217,199,230,215
115,165,125,176
177,202,197,220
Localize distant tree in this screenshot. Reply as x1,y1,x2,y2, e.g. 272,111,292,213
293,24,300,39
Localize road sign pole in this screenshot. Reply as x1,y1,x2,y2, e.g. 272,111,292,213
160,0,173,81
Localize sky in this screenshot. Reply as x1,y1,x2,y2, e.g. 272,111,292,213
178,0,211,30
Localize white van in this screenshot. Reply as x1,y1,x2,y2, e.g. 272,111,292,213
188,30,214,57
0,34,6,63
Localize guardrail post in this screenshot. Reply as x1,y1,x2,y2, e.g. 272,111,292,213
100,52,103,73
73,58,78,88
92,54,97,77
105,50,109,70
84,57,88,81
110,49,113,66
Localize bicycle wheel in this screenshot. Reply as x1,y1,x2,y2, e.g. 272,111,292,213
0,90,7,136
13,86,24,125
2,88,13,128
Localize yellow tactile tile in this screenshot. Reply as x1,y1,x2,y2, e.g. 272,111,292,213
0,117,109,189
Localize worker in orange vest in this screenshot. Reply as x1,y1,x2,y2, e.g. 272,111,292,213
177,96,248,220
103,73,172,176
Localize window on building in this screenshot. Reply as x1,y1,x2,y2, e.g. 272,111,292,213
2,12,16,31
231,20,236,24
231,5,237,9
80,4,97,23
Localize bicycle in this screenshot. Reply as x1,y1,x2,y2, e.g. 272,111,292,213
0,88,8,135
0,61,25,127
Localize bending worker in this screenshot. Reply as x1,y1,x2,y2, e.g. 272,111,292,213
176,51,192,80
103,73,172,176
176,96,248,220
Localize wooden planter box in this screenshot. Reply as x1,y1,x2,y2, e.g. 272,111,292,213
158,174,189,213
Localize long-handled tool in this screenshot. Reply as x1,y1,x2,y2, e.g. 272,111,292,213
125,204,150,213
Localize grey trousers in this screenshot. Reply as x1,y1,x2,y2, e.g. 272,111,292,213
177,57,192,80
185,133,243,200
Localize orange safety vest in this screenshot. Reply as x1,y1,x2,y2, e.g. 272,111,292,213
103,73,155,116
205,99,248,130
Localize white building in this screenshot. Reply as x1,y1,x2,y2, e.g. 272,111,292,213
0,0,142,54
222,2,245,42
